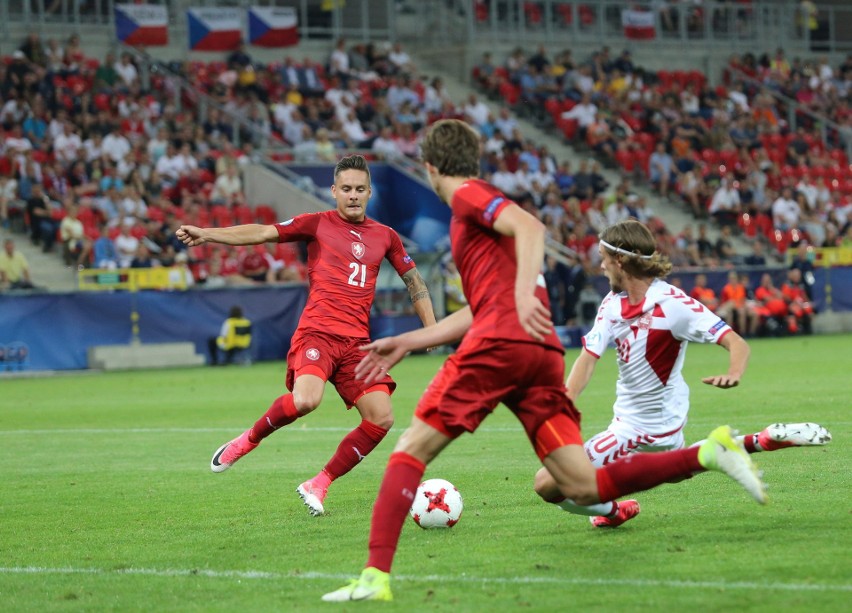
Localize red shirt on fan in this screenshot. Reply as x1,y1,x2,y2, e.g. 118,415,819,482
275,209,415,339
449,179,563,352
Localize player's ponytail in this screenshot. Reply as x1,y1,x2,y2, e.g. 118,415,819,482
600,220,673,279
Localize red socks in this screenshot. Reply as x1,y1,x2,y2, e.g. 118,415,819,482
248,394,300,443
596,447,703,502
324,420,389,480
367,452,425,573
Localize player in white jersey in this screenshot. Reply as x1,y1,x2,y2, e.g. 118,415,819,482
534,220,832,528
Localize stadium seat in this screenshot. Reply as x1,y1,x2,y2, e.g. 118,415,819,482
233,205,254,225
254,205,278,225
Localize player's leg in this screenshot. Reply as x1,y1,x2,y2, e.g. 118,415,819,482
210,372,325,473
321,417,453,602
534,423,642,527
297,389,394,516
323,346,493,602
692,423,832,453
542,424,766,506
297,343,397,514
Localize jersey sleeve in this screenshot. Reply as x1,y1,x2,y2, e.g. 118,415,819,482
581,293,615,358
456,190,513,231
668,295,732,344
274,212,320,243
385,229,416,276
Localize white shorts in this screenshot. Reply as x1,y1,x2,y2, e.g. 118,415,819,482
584,418,686,467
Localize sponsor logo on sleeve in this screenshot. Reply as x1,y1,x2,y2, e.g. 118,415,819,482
585,331,601,346
709,319,727,334
482,196,505,222
403,255,412,264
306,348,320,361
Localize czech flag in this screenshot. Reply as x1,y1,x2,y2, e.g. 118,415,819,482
115,3,168,47
622,9,656,40
249,7,300,48
187,7,242,51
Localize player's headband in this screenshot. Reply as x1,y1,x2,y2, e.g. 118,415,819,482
600,239,654,260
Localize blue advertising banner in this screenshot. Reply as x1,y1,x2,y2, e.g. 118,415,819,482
0,286,307,372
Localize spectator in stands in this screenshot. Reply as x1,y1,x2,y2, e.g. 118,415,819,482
462,93,490,130
62,33,84,73
114,221,140,268
25,183,61,252
753,272,789,336
649,142,675,199
788,241,817,299
210,164,242,204
744,241,768,266
328,38,351,84
0,239,35,290
715,224,737,263
718,270,752,335
114,52,139,91
59,201,88,267
561,93,597,140
208,305,252,366
696,224,716,264
709,177,741,227
388,42,415,75
0,173,21,230
689,273,720,312
771,187,801,231
371,126,402,160
91,224,117,269
781,268,814,335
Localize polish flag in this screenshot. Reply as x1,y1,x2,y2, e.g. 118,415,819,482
622,9,656,40
249,7,300,48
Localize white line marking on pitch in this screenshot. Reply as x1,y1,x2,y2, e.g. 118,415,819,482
6,421,846,436
0,566,848,593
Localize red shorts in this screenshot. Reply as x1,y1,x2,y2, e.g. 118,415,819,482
286,331,395,408
415,338,583,460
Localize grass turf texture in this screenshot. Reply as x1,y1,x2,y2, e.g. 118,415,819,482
1,334,849,611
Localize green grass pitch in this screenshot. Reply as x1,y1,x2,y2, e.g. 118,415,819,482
1,334,849,611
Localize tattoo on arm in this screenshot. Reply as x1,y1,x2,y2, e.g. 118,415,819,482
403,269,431,303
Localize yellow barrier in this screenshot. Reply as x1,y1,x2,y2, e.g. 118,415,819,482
77,267,189,291
813,247,852,267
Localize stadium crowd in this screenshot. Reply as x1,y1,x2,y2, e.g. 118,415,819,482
0,31,840,337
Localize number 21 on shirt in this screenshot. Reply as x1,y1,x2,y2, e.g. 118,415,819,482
348,262,367,287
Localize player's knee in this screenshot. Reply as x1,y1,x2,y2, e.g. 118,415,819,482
293,393,321,414
533,467,559,500
370,412,394,431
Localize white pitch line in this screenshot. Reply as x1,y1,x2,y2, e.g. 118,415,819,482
1,421,847,437
0,426,527,435
0,566,848,593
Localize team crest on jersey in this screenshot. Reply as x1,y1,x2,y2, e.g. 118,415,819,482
352,242,366,259
305,348,320,361
637,312,653,331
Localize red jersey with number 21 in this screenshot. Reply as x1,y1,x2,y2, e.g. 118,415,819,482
275,209,415,338
450,179,562,351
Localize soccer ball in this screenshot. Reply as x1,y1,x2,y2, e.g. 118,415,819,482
409,478,463,529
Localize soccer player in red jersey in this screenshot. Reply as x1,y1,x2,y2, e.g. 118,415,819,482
176,154,436,516
322,120,767,603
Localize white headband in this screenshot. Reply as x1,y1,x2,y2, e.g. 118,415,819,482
600,239,654,260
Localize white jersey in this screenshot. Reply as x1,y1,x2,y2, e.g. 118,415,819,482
582,279,731,433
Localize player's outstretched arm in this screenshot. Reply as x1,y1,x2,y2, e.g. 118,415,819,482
492,204,553,341
402,267,438,328
565,349,598,402
176,224,279,247
702,330,750,388
355,307,473,385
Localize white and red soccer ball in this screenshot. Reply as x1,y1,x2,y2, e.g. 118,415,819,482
409,478,463,529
